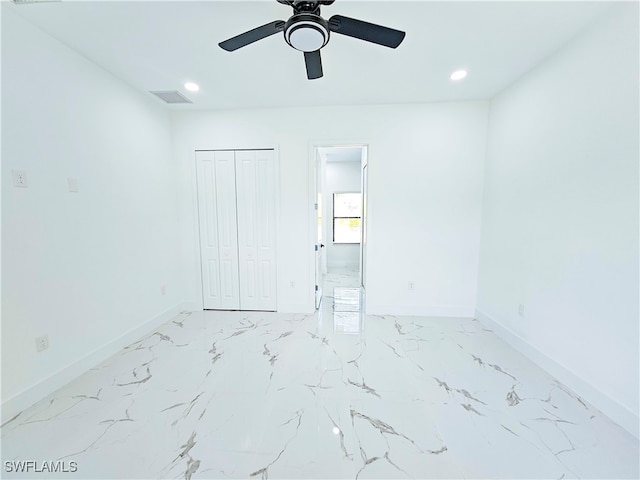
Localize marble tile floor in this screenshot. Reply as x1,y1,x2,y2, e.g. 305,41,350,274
1,277,638,479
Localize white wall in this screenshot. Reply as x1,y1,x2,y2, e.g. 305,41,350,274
477,3,639,437
172,101,488,316
1,9,183,418
326,160,361,269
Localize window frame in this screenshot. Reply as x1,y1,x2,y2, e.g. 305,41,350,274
332,192,362,244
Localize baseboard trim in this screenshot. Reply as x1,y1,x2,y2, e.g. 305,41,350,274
327,261,359,269
475,309,639,439
1,303,189,425
366,304,475,317
277,303,315,314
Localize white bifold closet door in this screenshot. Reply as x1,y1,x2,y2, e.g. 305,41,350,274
196,150,276,311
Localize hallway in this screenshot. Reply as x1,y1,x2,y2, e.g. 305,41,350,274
319,267,363,336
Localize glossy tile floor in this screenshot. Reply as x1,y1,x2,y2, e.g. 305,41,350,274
2,269,638,479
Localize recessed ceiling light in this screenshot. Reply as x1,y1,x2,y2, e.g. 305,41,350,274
450,70,468,81
184,82,200,92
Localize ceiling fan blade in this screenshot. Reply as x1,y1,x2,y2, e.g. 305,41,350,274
219,20,285,52
328,15,405,48
304,50,323,80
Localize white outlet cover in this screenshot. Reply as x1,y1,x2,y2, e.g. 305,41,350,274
12,170,28,188
68,177,79,193
35,335,49,352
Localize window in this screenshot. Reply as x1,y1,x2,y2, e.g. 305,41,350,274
333,193,362,244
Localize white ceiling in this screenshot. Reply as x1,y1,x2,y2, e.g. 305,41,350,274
5,0,613,111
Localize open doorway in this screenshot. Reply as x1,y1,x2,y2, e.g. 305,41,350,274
313,144,368,310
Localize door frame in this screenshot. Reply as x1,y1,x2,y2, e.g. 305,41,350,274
192,145,281,312
308,140,370,310
313,149,326,309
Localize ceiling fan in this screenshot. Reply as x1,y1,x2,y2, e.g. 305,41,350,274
218,0,406,80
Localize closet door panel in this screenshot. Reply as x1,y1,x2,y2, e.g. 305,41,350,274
236,150,277,310
195,151,222,309
214,151,241,309
255,150,277,306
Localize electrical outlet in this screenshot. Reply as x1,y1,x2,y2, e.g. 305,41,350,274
289,281,295,288
160,285,166,296
518,304,525,317
12,170,28,188
35,335,49,352
408,281,415,290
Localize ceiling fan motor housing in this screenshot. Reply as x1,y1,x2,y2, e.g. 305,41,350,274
284,13,330,52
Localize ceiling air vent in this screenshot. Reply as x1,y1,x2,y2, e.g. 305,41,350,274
150,91,192,104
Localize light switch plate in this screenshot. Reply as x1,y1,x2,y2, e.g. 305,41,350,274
68,177,79,193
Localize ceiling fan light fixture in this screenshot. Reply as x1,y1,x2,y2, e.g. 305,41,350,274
288,25,326,51
285,15,329,52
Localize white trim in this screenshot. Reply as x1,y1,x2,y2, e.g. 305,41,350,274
1,302,190,424
327,261,359,269
366,304,475,317
189,147,205,311
475,309,639,439
308,139,370,313
276,303,314,314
